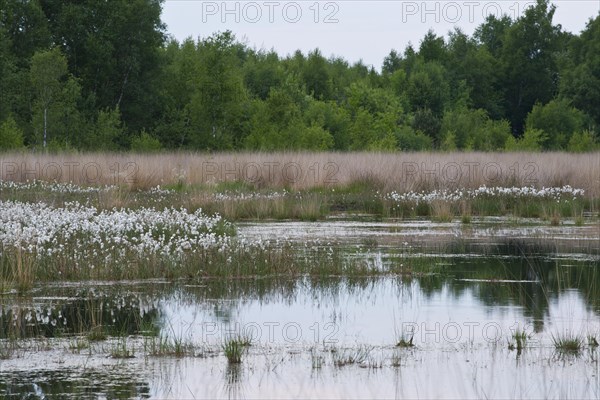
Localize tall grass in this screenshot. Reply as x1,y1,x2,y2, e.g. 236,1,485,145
2,151,599,196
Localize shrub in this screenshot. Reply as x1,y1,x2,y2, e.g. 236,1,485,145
0,117,24,150
131,130,163,152
567,130,598,152
505,128,547,151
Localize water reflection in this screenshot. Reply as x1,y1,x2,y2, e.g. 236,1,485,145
0,288,161,339
1,235,599,398
2,257,598,345
224,364,244,400
0,369,150,399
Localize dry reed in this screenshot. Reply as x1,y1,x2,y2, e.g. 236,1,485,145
1,151,599,197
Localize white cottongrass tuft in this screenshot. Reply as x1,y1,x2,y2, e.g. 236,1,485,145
385,185,585,205
0,201,233,263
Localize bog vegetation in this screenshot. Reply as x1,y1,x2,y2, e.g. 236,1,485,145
0,0,599,152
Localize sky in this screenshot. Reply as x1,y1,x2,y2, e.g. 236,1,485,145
162,0,600,69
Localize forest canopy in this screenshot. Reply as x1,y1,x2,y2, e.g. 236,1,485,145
0,0,599,152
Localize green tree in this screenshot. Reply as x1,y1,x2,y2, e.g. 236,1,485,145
40,0,166,134
440,107,510,150
559,14,600,126
505,128,547,151
85,108,124,150
0,116,24,150
0,25,16,123
153,39,202,148
244,50,284,100
131,130,162,152
447,28,503,118
411,108,441,143
244,82,311,150
567,130,598,152
30,48,68,148
419,30,447,63
349,108,398,150
382,50,402,75
395,125,433,151
406,61,449,117
296,124,334,150
0,0,51,66
304,100,352,150
187,32,248,150
302,49,332,100
500,0,562,134
474,15,513,58
525,99,587,149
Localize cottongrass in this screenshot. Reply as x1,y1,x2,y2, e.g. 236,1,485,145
0,180,117,194
0,200,232,258
384,185,588,219
385,185,585,205
0,199,375,287
0,200,233,284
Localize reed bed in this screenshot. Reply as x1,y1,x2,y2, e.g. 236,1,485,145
1,151,599,196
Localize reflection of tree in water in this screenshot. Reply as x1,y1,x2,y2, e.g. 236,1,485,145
415,238,600,333
0,369,151,399
2,239,596,341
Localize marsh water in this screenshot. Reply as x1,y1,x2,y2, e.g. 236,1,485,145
1,219,599,399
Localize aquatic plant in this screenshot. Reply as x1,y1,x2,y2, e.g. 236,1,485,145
385,185,585,205
508,329,530,353
551,332,583,354
396,334,415,348
222,337,245,364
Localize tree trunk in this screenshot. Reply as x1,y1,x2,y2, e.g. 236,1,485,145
43,107,47,148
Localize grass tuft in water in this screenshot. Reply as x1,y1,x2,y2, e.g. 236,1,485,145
396,333,415,348
310,347,325,370
145,335,195,358
68,337,91,354
332,345,372,367
110,336,135,359
508,329,529,353
552,332,583,354
222,337,247,364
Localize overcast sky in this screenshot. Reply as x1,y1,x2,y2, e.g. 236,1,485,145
162,0,600,69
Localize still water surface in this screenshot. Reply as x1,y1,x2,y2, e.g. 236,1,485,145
1,220,599,399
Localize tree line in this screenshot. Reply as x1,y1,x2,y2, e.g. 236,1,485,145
0,0,599,152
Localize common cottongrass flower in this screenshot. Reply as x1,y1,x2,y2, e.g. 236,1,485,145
0,200,233,281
